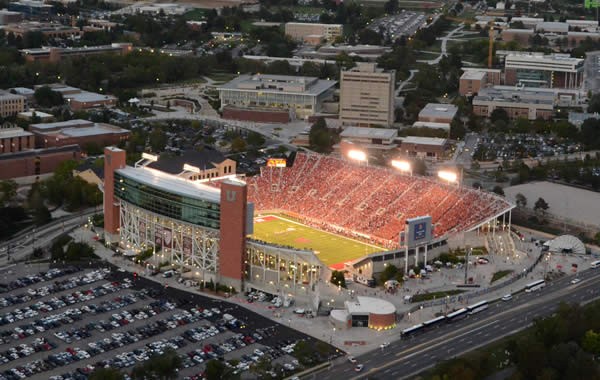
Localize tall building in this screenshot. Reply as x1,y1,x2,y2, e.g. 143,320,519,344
0,91,26,118
339,63,395,127
504,52,584,89
284,22,343,45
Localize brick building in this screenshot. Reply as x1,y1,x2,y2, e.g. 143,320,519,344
0,145,80,180
30,119,129,150
0,125,34,154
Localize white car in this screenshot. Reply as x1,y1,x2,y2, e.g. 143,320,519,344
293,308,305,314
571,278,581,284
355,364,364,372
501,294,512,302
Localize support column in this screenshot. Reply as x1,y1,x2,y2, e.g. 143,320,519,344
502,213,506,231
415,247,419,268
424,245,428,267
405,246,409,274
508,209,512,232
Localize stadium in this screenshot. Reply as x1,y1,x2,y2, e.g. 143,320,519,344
103,147,514,296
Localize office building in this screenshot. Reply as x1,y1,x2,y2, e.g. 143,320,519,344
472,87,554,120
4,22,81,39
504,52,584,89
7,0,53,18
30,119,129,150
0,91,26,117
284,22,343,44
218,74,336,122
339,63,395,126
0,125,34,154
0,145,80,180
21,43,133,63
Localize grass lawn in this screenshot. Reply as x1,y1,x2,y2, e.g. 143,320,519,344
491,269,514,284
251,214,383,268
207,72,237,84
411,289,465,303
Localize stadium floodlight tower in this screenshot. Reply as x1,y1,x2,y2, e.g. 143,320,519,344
391,160,412,176
347,149,368,166
438,170,459,186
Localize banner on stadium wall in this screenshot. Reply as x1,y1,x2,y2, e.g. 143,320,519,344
399,231,406,247
154,225,163,248
163,228,173,249
139,221,146,241
267,158,287,167
183,236,192,255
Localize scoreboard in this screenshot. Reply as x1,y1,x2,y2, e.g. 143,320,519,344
401,216,433,248
267,158,287,167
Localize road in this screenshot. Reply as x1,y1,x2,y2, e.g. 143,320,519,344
396,69,419,96
0,208,98,263
316,268,600,379
418,24,464,66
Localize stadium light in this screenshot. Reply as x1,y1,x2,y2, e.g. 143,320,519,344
347,149,367,163
438,170,458,183
391,160,411,174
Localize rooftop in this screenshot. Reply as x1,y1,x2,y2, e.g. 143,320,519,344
411,121,451,130
344,296,396,315
400,136,448,146
54,124,128,138
218,74,336,96
418,103,458,119
30,119,92,131
148,149,229,174
340,126,397,140
535,21,569,32
116,166,222,203
460,70,486,80
0,127,33,139
67,91,116,103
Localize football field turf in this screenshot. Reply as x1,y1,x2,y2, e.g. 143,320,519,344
251,214,384,268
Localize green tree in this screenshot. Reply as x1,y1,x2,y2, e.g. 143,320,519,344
34,86,64,107
595,232,600,245
246,132,265,147
380,263,402,284
309,117,334,153
204,359,239,380
384,0,399,14
131,349,183,380
515,193,527,208
492,185,505,196
0,180,17,205
89,368,124,380
231,136,247,152
149,127,167,152
534,197,549,214
582,330,600,355
330,270,346,288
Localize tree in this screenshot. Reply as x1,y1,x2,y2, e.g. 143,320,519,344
515,193,527,208
246,132,265,147
0,180,17,205
149,127,167,152
595,231,600,245
231,136,247,152
34,86,64,108
384,0,399,14
89,368,124,380
582,330,600,355
309,117,334,153
131,349,183,380
204,359,239,380
490,108,509,124
492,185,504,196
330,270,346,288
534,197,549,214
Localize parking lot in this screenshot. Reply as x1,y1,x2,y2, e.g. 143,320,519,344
0,264,339,379
368,11,427,40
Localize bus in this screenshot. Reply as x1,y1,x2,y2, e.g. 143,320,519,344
466,300,489,315
401,324,424,339
525,279,546,293
446,308,468,322
591,260,600,269
423,316,446,329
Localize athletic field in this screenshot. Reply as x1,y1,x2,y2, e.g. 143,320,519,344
251,215,384,269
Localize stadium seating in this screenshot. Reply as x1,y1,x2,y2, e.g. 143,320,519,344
245,153,512,248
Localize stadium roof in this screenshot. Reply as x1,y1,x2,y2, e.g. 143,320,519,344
340,126,397,140
116,166,221,203
345,296,396,315
148,149,229,174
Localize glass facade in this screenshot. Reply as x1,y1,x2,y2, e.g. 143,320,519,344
114,172,221,229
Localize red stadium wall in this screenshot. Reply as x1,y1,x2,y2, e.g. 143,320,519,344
103,147,126,235
222,106,290,123
218,180,247,287
368,313,396,329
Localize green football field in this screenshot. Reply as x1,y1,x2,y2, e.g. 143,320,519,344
251,214,384,268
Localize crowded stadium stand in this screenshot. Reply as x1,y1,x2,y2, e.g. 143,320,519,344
244,152,512,249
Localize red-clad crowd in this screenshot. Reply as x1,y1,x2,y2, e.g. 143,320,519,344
243,152,511,248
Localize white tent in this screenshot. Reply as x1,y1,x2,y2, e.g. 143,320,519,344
543,235,586,255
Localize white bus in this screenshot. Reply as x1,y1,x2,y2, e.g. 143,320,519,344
466,300,489,315
525,279,546,293
590,260,600,269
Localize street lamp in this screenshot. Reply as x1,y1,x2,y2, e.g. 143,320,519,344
438,170,459,185
347,149,368,165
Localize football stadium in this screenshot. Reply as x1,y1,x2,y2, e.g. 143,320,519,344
104,147,514,295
